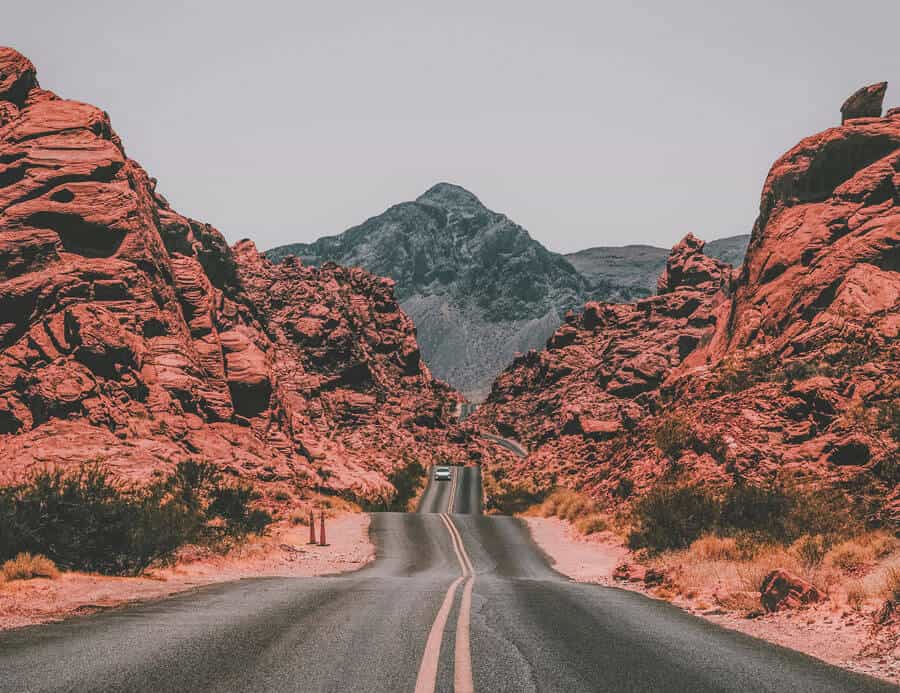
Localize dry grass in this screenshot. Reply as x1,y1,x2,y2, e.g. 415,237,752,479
646,531,900,615
574,513,610,535
885,566,900,601
530,489,613,536
689,535,744,562
2,553,60,581
826,532,899,571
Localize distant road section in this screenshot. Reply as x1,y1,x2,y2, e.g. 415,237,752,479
418,466,482,515
479,432,528,458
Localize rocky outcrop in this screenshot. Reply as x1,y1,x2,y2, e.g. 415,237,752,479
760,570,822,612
473,233,734,494
564,235,749,297
0,47,487,503
474,89,899,523
841,82,887,123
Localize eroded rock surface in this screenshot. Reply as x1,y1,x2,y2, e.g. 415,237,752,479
474,90,899,524
0,47,488,503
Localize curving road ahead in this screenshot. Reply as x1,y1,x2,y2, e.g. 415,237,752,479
0,466,895,692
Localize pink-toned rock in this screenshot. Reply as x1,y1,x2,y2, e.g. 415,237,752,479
760,570,823,612
472,79,899,523
840,82,887,123
0,47,494,504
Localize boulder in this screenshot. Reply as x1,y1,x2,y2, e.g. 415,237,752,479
760,569,822,612
840,82,887,122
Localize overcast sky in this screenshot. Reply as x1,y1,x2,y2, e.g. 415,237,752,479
7,1,897,253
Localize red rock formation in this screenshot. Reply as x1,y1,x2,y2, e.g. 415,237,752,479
0,47,481,503
840,82,887,123
759,569,822,612
474,90,899,524
473,233,734,496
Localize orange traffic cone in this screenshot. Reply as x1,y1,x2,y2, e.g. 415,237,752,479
308,510,317,544
319,511,327,546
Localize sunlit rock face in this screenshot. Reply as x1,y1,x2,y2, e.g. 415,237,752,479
0,47,493,504
474,87,899,525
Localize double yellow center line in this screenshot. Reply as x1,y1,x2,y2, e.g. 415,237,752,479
413,512,475,693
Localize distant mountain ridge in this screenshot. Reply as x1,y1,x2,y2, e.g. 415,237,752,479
566,235,750,296
267,184,749,399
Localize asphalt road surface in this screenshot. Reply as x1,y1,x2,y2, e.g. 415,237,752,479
0,466,895,692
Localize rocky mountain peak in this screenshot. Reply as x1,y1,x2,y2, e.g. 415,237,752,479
415,182,486,212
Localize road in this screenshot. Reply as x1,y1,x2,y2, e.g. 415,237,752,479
0,466,895,692
479,432,528,458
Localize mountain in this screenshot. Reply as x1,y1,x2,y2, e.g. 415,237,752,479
267,187,747,400
268,184,603,400
473,87,899,523
0,47,495,504
564,234,749,297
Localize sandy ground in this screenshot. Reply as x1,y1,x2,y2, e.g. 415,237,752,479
524,516,900,687
0,513,374,631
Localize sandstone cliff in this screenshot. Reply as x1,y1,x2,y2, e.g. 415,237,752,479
0,47,482,503
474,88,899,524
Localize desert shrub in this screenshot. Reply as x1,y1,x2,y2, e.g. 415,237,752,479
781,359,826,383
387,460,426,512
824,532,897,572
273,490,291,503
574,513,609,535
0,462,272,575
629,478,861,555
845,581,867,611
886,567,900,601
536,489,609,534
717,353,779,393
1,552,59,581
208,484,273,536
720,481,855,544
484,473,547,515
628,484,720,553
689,535,743,562
827,541,869,572
653,415,698,459
790,534,828,568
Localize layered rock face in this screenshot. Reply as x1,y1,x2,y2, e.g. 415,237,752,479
475,90,899,523
0,47,475,501
473,234,734,492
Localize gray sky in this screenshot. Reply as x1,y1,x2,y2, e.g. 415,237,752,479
7,0,898,253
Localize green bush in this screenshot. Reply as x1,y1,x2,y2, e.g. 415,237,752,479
484,472,548,515
627,484,720,553
0,462,272,575
653,415,698,459
628,479,860,554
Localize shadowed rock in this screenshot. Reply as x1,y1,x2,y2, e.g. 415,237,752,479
840,81,887,122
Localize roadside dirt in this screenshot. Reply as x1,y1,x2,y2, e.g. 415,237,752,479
525,516,900,687
0,513,374,631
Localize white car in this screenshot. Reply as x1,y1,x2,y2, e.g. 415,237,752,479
434,466,452,481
